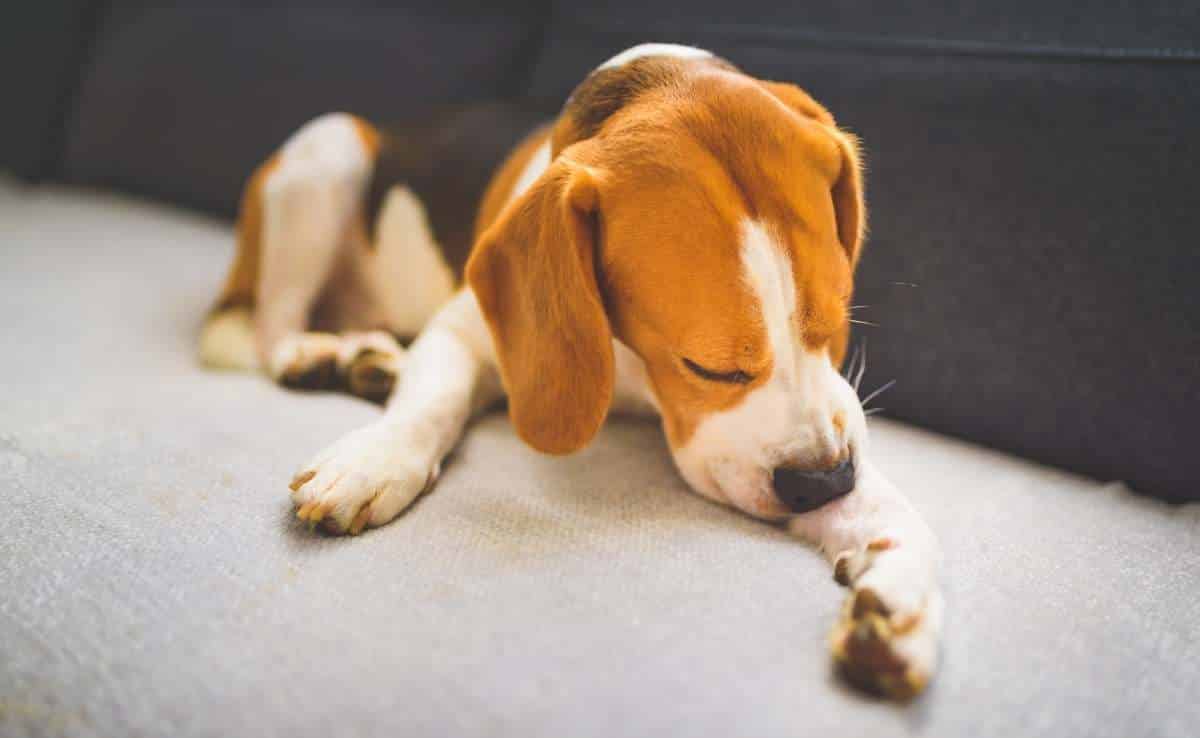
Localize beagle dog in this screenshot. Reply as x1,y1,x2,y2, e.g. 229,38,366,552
200,44,942,699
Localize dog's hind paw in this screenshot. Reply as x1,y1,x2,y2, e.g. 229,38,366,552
336,331,405,405
271,332,343,390
269,331,405,403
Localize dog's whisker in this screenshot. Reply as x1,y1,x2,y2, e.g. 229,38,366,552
891,281,919,288
843,342,862,382
860,379,896,408
864,407,886,417
849,318,878,327
853,338,868,392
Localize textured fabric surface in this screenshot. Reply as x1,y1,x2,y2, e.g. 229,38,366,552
0,0,102,179
542,3,1200,56
2,183,1198,737
62,2,549,216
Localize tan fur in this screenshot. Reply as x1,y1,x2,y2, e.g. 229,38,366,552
350,116,382,161
467,61,864,447
467,147,614,455
211,154,279,314
474,125,552,238
204,60,862,451
198,155,279,369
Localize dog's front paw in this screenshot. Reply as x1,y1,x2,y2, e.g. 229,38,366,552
830,539,943,700
289,422,437,535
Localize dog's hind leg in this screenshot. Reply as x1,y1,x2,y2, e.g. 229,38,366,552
200,112,380,390
255,113,378,390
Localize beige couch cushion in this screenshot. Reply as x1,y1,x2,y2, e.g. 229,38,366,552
2,180,1197,737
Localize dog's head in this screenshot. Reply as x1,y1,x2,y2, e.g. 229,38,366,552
467,46,867,520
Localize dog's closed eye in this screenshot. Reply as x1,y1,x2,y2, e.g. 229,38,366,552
682,357,754,385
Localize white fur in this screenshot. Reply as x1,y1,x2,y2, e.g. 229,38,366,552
598,43,713,70
789,457,943,686
198,307,258,370
266,330,404,382
510,141,552,202
665,219,940,683
371,186,456,336
290,289,500,530
268,332,341,380
671,220,866,518
256,113,372,366
248,112,458,372
610,339,659,417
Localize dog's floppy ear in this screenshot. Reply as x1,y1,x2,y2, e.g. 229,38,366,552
762,80,867,268
466,154,613,455
829,130,866,268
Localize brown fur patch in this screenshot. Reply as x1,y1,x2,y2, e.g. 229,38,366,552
363,104,548,276
551,55,739,155
468,57,865,450
350,115,381,157
467,150,614,455
592,69,861,445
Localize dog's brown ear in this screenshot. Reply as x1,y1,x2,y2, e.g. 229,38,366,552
830,130,866,268
466,155,614,455
762,81,867,267
760,80,837,127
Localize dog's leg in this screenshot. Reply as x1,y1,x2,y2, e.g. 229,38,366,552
289,290,500,534
256,114,372,388
788,459,942,700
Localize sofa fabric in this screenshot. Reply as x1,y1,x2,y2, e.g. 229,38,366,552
2,180,1199,737
61,2,549,216
0,0,104,180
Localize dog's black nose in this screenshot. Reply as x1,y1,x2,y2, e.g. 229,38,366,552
772,458,856,513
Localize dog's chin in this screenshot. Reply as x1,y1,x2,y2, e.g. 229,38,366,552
675,460,791,522
727,491,793,522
